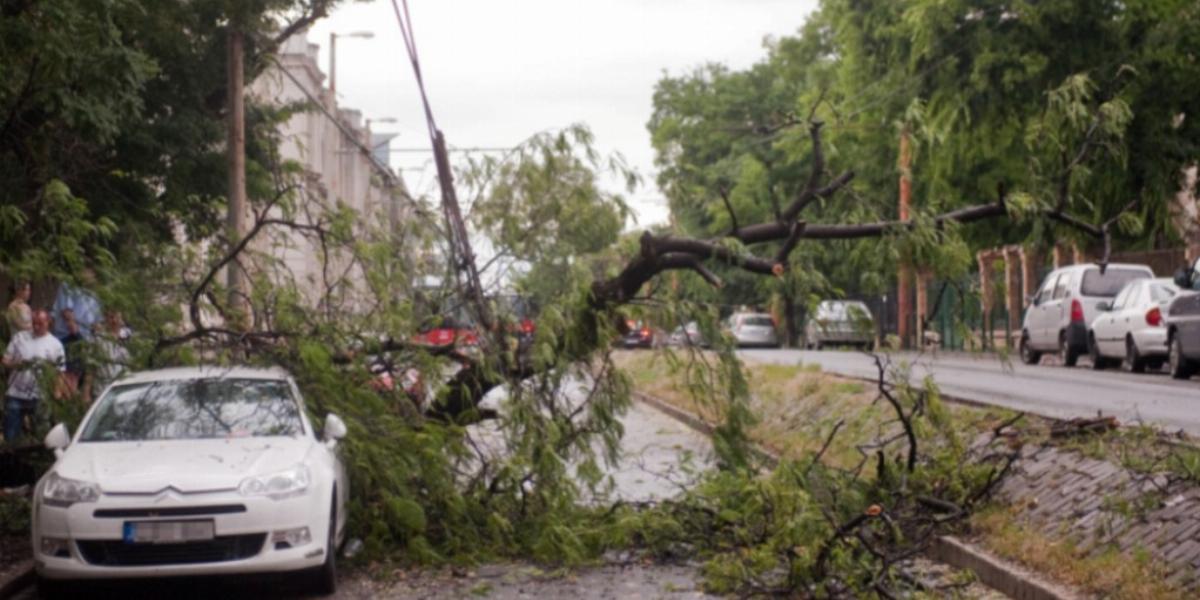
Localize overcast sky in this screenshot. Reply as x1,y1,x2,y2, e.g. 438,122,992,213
308,0,818,227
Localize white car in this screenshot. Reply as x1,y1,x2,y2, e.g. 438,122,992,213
805,300,875,349
1020,263,1154,366
32,366,349,595
1088,278,1179,372
727,312,780,348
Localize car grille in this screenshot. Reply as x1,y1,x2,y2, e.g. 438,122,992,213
77,533,266,566
93,505,247,518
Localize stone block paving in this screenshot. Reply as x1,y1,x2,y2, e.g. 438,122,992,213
997,443,1200,590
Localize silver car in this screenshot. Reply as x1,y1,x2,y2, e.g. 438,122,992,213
728,312,780,348
1088,277,1179,372
667,321,707,348
805,300,875,350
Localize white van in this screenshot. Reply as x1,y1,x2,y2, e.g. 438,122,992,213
1019,263,1154,366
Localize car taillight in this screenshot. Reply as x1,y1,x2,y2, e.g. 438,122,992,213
640,327,650,338
1146,307,1163,327
1070,299,1084,323
521,319,535,334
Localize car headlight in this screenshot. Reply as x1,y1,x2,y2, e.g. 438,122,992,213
238,465,310,499
42,472,101,507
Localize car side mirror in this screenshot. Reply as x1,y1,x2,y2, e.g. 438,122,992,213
1095,301,1111,312
323,413,347,446
1174,267,1193,290
44,423,71,458
1028,294,1040,307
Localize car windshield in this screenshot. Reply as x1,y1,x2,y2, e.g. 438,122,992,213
741,315,773,327
80,378,304,442
1080,268,1151,297
817,301,870,320
1150,282,1179,303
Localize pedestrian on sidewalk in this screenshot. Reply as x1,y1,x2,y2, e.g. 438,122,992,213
2,310,65,444
92,310,131,397
6,280,32,337
51,269,101,340
57,307,86,394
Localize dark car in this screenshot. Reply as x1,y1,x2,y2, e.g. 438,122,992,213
1166,258,1200,379
622,320,662,349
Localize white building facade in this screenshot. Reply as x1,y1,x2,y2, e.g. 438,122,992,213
248,32,410,310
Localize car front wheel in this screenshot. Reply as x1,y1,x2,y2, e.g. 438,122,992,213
1124,337,1147,374
1059,332,1079,367
1019,334,1041,365
1088,333,1109,370
1169,334,1194,380
310,493,338,595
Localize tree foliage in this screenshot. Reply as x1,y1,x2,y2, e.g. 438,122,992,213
2,1,1189,597
649,0,1200,319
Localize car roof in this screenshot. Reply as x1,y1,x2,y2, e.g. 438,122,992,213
114,365,293,386
1054,262,1152,273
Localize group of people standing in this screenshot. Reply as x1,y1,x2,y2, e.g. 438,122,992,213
2,275,130,444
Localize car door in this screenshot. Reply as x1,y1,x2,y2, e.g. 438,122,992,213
1032,273,1062,349
1116,283,1149,354
1179,258,1200,358
1026,274,1052,348
1091,285,1121,356
1100,284,1135,356
1046,270,1075,347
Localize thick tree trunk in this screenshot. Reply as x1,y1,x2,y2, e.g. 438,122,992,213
783,288,798,348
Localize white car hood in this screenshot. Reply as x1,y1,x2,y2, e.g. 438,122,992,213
55,437,316,494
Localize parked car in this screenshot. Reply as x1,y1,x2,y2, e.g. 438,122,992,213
412,315,479,349
1020,263,1154,366
727,312,780,348
805,300,875,350
32,367,349,595
667,321,708,348
1166,257,1200,379
1087,278,1178,372
622,320,663,349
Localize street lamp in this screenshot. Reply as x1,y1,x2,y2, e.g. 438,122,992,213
329,31,374,96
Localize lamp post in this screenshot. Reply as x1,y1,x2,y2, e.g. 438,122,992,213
329,31,374,95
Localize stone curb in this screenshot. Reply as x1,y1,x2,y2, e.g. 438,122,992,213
0,560,34,600
632,390,1083,600
930,536,1081,600
633,392,779,468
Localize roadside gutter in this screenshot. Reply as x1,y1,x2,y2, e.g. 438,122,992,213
632,390,1083,600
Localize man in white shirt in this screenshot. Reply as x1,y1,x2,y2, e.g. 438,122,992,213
3,310,65,443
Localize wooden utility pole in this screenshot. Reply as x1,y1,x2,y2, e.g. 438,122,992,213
328,32,338,96
226,27,248,327
897,128,913,348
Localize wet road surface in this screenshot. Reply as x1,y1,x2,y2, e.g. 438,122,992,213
741,349,1200,435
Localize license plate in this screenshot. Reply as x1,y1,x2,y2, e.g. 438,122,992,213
123,520,215,544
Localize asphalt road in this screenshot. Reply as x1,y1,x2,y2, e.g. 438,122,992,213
740,348,1200,435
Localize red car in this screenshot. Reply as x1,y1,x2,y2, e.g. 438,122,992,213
412,316,479,348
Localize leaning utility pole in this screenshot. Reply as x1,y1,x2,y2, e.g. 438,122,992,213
226,26,249,328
